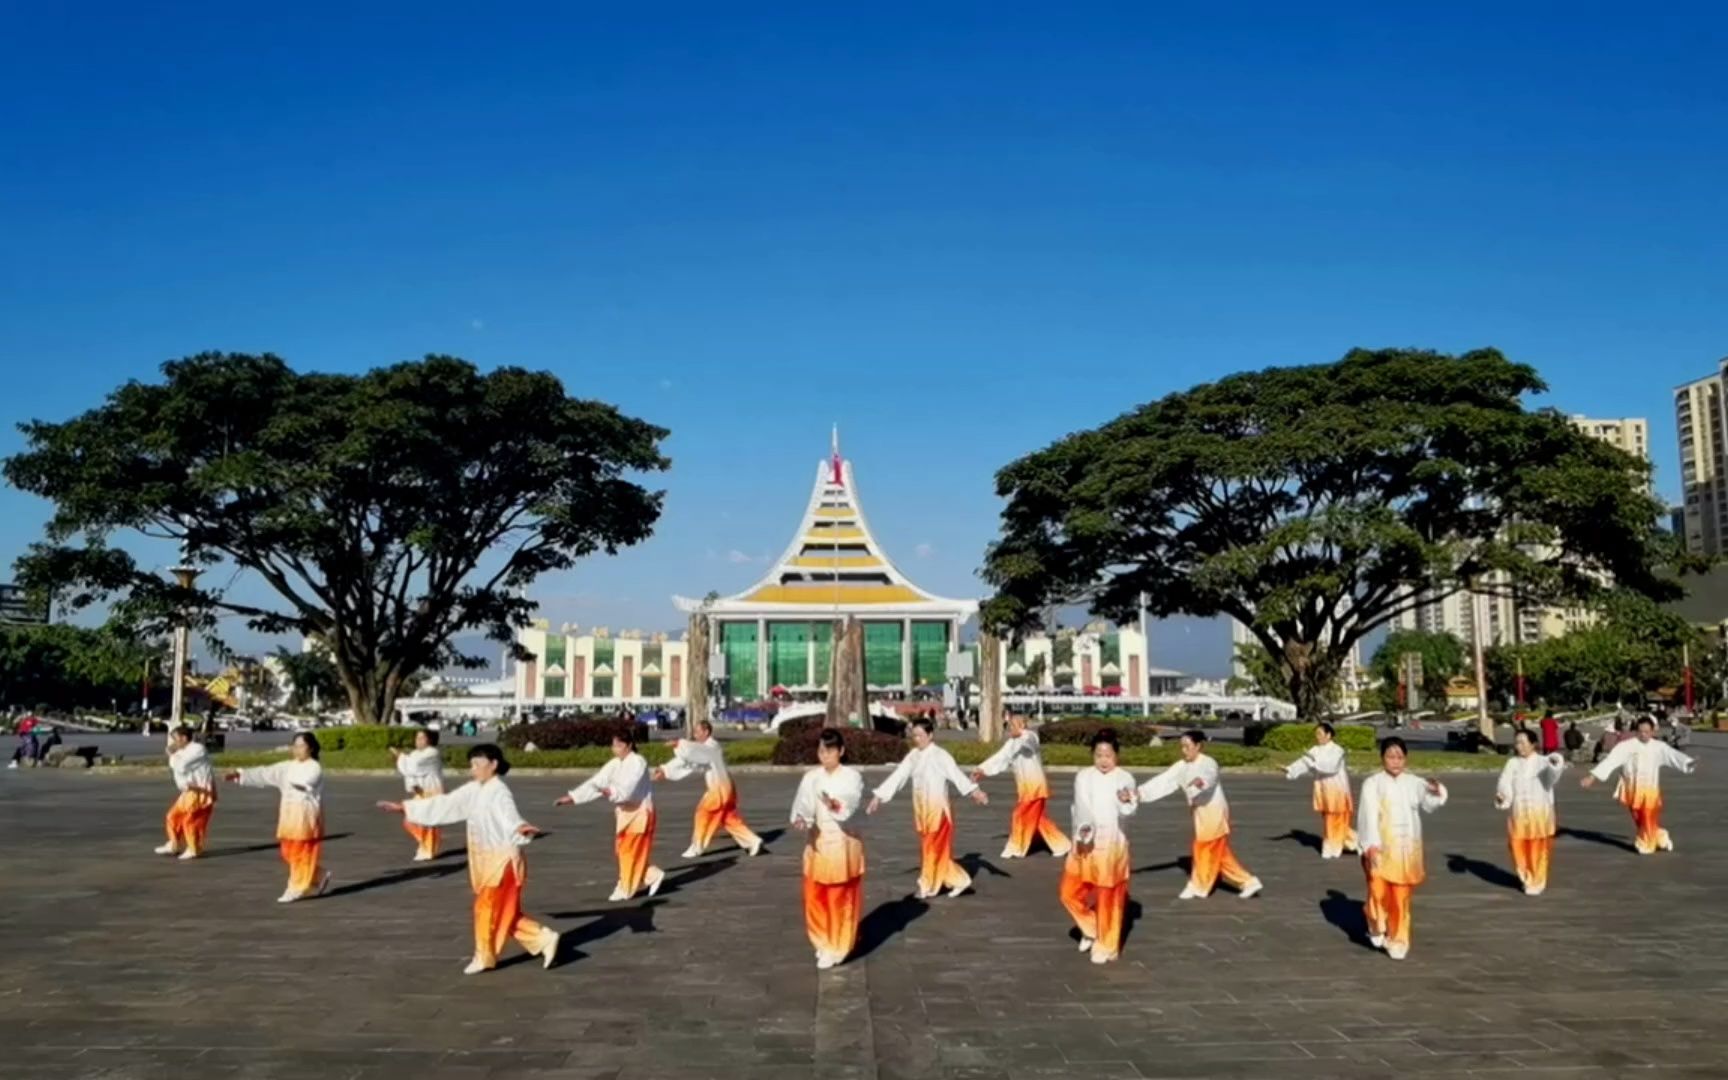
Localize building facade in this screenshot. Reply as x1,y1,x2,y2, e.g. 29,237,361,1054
1675,366,1728,556
514,624,690,706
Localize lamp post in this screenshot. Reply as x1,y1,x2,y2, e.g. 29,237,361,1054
168,548,200,733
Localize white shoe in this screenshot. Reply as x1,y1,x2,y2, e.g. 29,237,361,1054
816,954,838,970
463,958,491,975
946,882,970,898
1000,845,1019,859
1368,932,1387,950
1526,885,1544,897
1238,878,1263,900
1320,851,1338,860
1077,937,1094,953
1658,831,1674,852
646,868,665,897
154,843,178,856
411,852,433,862
747,838,764,857
914,886,935,900
608,887,629,902
1387,942,1409,961
7,761,16,769
1050,847,1071,858
541,931,561,970
1090,949,1112,965
1177,884,1204,900
313,871,332,897
177,849,198,861
681,845,703,859
277,891,301,904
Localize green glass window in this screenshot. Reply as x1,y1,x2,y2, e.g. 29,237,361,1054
640,676,662,698
721,622,760,699
543,676,566,698
592,676,614,698
811,621,834,689
593,636,615,666
1101,633,1120,666
544,635,567,668
864,622,903,688
911,621,949,687
769,622,811,687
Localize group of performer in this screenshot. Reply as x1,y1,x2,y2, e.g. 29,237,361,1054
152,710,1696,975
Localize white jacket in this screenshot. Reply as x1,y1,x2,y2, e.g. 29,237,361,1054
395,746,445,796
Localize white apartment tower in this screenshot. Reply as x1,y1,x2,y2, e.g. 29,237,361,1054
1675,368,1727,557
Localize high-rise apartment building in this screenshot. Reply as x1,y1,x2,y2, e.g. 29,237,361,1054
1675,366,1728,556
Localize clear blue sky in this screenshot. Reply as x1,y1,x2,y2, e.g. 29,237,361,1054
2,4,1724,676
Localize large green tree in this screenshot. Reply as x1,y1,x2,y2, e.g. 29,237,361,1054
1369,629,1466,710
981,348,1673,721
6,353,668,725
0,622,164,712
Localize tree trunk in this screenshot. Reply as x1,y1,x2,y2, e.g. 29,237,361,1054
827,617,865,727
978,629,1003,742
686,612,710,736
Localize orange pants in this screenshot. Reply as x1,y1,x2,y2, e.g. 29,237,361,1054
404,792,440,859
693,789,761,853
279,838,322,894
1007,797,1071,857
1364,870,1414,950
1190,835,1253,894
1626,797,1667,853
616,813,659,896
1509,830,1553,891
165,792,214,854
803,875,862,961
918,815,971,895
473,864,551,967
1059,860,1127,960
1321,811,1357,857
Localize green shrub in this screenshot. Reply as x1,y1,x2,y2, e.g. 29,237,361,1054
1033,718,1164,746
499,716,648,751
1257,722,1377,753
771,725,905,766
322,725,419,752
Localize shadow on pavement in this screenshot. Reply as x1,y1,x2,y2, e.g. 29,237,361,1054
198,842,282,859
658,856,739,895
852,896,930,961
1133,857,1188,877
531,899,664,969
957,852,1011,879
1444,852,1522,891
1319,888,1377,951
1557,826,1638,854
323,860,468,898
1270,829,1324,854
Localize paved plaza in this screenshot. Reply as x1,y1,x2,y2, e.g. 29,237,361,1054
3,748,1726,1080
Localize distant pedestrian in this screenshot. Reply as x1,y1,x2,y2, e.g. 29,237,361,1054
1539,711,1561,755
157,726,216,859
1563,721,1585,757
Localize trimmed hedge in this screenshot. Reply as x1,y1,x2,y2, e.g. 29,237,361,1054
1033,718,1164,747
1256,722,1377,753
771,725,906,766
499,716,649,751
319,725,419,752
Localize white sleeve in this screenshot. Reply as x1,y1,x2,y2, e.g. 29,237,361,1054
566,759,615,805
1418,779,1448,813
237,762,286,790
977,735,1020,778
940,750,978,796
827,770,864,822
1591,740,1633,782
791,772,819,824
1540,754,1567,787
1070,776,1095,837
1285,752,1315,781
395,752,416,779
872,754,915,802
1494,761,1515,808
1661,744,1696,774
1355,779,1380,851
1193,757,1221,792
404,782,480,828
661,744,700,783
1136,763,1184,804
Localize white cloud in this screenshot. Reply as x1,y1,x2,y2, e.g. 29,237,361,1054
914,542,936,559
470,318,485,331
725,549,765,565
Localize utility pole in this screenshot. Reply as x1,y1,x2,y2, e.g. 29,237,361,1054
168,545,201,734
1470,586,1492,741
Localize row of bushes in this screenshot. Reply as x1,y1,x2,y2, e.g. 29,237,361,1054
1249,722,1378,753
770,725,907,766
1032,718,1164,746
498,716,649,752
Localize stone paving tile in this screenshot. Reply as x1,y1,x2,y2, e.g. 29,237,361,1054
4,757,1728,1078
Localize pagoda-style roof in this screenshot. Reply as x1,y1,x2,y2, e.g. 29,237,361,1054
675,431,978,619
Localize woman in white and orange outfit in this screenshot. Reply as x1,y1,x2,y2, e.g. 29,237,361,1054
560,731,665,901
972,713,1070,860
654,718,764,858
391,727,445,861
1495,728,1565,895
157,725,215,860
378,743,561,975
1133,731,1264,900
226,731,331,903
791,728,866,969
1063,728,1137,965
1283,722,1357,859
1583,715,1696,854
867,717,988,899
1357,736,1447,960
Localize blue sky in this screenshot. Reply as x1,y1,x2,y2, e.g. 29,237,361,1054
2,4,1725,676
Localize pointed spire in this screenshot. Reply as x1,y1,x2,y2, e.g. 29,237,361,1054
830,424,844,486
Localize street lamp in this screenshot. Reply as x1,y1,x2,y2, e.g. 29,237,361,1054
168,545,201,734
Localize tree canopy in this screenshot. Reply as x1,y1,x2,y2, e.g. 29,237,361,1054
1369,629,1466,710
0,622,163,712
1485,592,1701,709
5,353,668,725
981,348,1674,719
